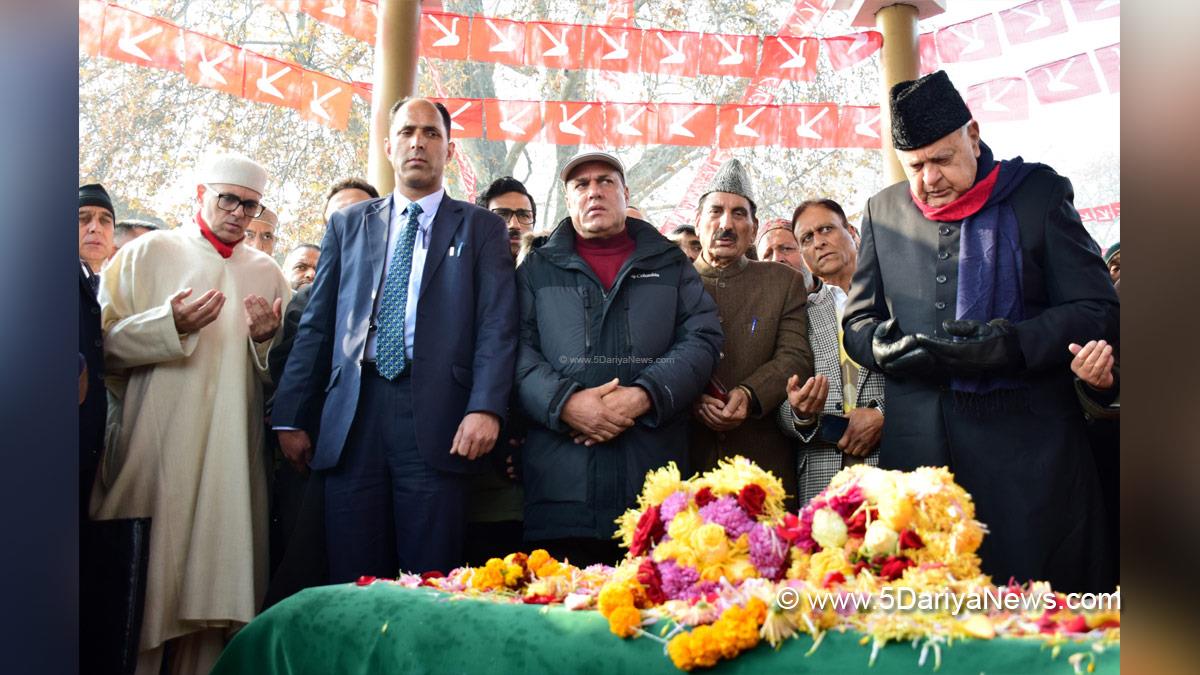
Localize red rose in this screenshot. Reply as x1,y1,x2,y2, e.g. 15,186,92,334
775,513,803,542
1062,616,1088,633
356,575,377,586
852,561,868,575
637,559,667,604
629,505,664,557
695,487,717,508
737,484,767,518
822,571,846,588
879,556,914,581
845,511,868,538
899,530,924,550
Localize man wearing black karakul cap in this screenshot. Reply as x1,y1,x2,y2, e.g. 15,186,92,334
842,70,1119,592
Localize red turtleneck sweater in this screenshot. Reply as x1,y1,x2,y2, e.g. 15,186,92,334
576,230,635,291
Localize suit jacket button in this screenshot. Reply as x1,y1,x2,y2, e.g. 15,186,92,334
935,274,947,284
937,250,950,260
935,301,947,310
939,227,951,236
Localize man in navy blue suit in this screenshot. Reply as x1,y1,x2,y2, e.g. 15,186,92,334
272,98,518,580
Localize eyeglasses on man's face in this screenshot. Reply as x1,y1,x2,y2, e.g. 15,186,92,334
491,208,535,226
205,184,266,218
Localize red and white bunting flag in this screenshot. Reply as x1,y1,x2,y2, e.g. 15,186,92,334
80,0,106,57
583,25,642,73
824,31,882,71
640,29,701,77
1093,203,1116,221
779,103,839,148
758,36,819,80
1027,53,1101,104
300,70,352,130
344,0,378,44
1068,0,1120,22
484,100,542,142
781,0,834,37
716,105,779,147
964,77,1030,123
182,31,245,98
604,102,656,145
421,13,470,60
301,0,354,36
1078,207,1095,222
918,33,939,76
837,105,882,148
469,17,525,66
604,0,636,27
525,22,582,70
431,98,484,138
656,103,717,147
1094,43,1120,93
101,4,183,72
243,52,304,109
543,101,605,145
1000,0,1068,46
936,15,1002,63
698,33,759,78
1111,202,1120,218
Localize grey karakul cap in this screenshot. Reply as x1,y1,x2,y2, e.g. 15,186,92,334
700,158,756,212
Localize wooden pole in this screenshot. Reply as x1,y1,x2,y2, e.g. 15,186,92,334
875,3,919,186
368,0,423,194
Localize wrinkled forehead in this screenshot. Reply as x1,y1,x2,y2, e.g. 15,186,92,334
391,99,446,134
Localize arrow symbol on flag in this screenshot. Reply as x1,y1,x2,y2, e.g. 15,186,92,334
197,47,229,86
558,104,591,136
848,32,870,54
537,25,569,58
1044,58,1080,92
499,104,534,135
118,23,162,62
486,20,517,53
448,102,471,131
321,1,347,18
733,108,765,137
982,80,1016,111
715,35,744,65
777,38,808,69
854,110,881,138
655,32,687,64
309,82,342,121
256,62,291,99
597,28,629,60
615,106,646,136
668,107,702,138
794,107,830,140
429,16,461,48
948,25,984,56
1011,3,1051,32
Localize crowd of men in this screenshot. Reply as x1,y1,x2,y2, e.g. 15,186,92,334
78,71,1120,675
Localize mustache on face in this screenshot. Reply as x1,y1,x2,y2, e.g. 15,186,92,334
712,229,738,243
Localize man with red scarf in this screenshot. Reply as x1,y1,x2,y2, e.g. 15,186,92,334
843,71,1118,593
91,152,290,674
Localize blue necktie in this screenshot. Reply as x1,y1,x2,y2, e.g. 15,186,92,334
375,202,423,379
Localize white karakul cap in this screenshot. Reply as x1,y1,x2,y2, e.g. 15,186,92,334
196,151,268,195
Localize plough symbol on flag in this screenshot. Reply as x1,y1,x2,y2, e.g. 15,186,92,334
448,102,471,131
981,80,1018,111
429,15,461,48
1045,57,1082,92
854,109,881,139
655,32,687,65
795,107,830,140
947,24,984,57
321,1,347,18
256,62,292,99
308,81,342,121
1011,2,1052,32
485,20,518,53
733,108,765,137
118,23,163,62
597,28,629,60
536,25,569,57
197,46,230,86
777,39,808,69
668,107,702,138
499,104,535,135
558,104,591,136
714,35,744,65
615,106,646,136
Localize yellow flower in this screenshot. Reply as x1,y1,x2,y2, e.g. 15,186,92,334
811,508,848,550
878,490,914,531
701,456,787,519
727,558,758,582
615,509,641,550
863,520,899,556
608,605,643,638
639,462,684,507
809,548,852,584
527,549,551,574
598,582,634,618
691,523,730,564
668,509,704,543
502,562,524,587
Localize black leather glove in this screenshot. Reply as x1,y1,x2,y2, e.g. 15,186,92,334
915,319,1025,375
871,319,940,377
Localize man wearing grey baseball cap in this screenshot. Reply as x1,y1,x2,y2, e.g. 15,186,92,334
90,151,291,673
514,150,722,566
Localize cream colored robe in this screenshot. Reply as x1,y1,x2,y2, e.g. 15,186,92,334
91,222,290,651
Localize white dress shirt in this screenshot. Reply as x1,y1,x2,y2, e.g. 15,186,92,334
364,189,444,361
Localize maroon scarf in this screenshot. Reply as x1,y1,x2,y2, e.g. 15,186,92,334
910,163,1000,222
196,210,241,258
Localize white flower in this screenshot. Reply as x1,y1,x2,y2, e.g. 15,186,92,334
863,520,899,556
811,508,848,550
